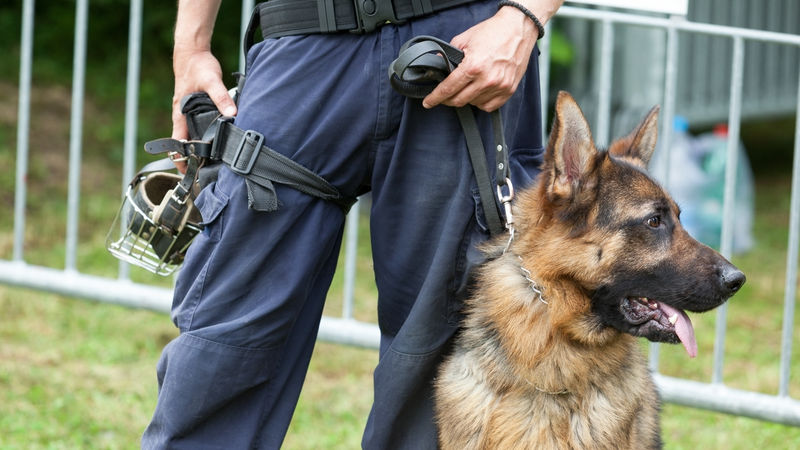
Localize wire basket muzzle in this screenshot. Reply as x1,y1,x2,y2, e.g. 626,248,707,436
106,172,202,276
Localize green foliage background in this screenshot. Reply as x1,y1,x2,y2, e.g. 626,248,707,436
0,0,243,157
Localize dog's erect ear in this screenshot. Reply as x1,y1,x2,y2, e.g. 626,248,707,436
547,91,597,198
609,105,659,167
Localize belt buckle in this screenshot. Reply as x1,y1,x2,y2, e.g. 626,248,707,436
229,129,264,176
351,0,405,33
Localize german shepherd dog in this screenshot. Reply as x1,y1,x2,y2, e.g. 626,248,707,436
435,92,746,449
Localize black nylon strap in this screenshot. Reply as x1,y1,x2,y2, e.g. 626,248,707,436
388,36,508,236
212,121,353,211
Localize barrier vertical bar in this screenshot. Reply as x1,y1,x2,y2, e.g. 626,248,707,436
650,20,680,373
764,0,779,102
779,63,800,398
781,0,798,104
712,35,744,385
65,0,89,272
688,2,709,116
119,0,143,280
595,19,613,147
539,23,552,144
342,202,360,320
658,20,680,195
240,0,255,73
13,0,35,262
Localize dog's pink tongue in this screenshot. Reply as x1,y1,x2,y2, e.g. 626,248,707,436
660,303,697,358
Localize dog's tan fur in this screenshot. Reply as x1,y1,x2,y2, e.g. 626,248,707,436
435,92,744,449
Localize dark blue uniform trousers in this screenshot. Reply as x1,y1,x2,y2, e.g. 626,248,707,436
142,1,543,448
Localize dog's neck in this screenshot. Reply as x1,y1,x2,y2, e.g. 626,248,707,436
515,254,548,306
478,248,634,395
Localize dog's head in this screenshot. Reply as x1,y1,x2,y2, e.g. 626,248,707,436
515,92,745,357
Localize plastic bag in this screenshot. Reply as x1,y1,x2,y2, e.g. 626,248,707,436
650,118,754,253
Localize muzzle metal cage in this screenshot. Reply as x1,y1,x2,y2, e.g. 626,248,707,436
106,171,202,276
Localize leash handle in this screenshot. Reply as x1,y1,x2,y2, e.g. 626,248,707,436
388,36,463,98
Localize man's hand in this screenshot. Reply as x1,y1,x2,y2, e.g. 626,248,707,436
422,0,562,112
171,48,237,141
171,0,234,172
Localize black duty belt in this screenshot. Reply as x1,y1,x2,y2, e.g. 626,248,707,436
247,0,478,43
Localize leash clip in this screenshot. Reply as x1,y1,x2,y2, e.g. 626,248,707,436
498,177,516,254
497,177,515,230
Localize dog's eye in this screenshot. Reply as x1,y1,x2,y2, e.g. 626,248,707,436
646,215,661,228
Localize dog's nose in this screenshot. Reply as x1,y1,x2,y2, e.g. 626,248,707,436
720,265,746,296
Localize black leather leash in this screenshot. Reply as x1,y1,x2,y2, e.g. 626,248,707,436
388,35,513,236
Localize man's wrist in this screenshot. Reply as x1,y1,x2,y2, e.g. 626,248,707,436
494,3,538,40
173,26,214,54
498,1,545,39
523,0,563,26
172,45,208,74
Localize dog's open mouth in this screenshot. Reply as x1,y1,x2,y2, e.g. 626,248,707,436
620,297,698,358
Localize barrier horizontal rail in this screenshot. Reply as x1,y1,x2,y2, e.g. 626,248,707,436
654,375,800,427
558,5,800,45
0,259,381,350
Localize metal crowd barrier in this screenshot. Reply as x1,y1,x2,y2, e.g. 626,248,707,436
2,0,800,427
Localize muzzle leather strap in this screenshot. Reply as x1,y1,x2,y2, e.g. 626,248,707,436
389,35,510,236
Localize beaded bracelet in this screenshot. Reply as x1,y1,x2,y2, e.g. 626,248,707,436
498,0,545,40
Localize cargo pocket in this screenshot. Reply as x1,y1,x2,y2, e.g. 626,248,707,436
195,181,229,242
445,189,493,326
148,333,282,442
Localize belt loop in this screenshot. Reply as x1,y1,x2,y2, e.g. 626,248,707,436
317,0,338,33
411,0,434,16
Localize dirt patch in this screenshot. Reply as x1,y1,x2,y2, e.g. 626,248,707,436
1,81,70,185
0,80,122,194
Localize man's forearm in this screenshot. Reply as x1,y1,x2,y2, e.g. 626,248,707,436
174,0,223,55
